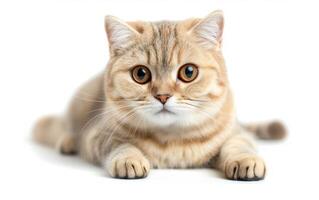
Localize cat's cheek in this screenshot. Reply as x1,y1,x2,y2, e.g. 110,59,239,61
208,79,225,98
113,77,146,99
182,81,212,98
191,73,224,98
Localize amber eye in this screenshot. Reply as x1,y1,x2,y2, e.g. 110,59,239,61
131,65,151,84
178,63,199,82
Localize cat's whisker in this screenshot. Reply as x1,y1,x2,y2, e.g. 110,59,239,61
175,102,231,123
101,113,136,148
77,90,106,100
100,105,153,148
74,95,106,103
79,104,142,134
87,107,107,114
181,98,211,103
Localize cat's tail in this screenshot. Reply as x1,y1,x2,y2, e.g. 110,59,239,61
33,115,77,154
242,121,287,140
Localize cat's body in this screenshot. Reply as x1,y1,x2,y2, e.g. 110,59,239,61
33,11,286,180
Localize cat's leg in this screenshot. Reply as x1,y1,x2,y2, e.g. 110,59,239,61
216,131,266,181
104,143,151,179
33,116,77,154
79,121,151,179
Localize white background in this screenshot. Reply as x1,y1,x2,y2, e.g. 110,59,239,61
0,0,318,199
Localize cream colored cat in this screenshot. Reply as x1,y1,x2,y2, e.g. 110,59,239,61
33,10,286,181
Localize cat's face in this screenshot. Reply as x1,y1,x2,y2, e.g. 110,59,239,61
104,11,229,128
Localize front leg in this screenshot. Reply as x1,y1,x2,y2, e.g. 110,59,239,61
104,143,151,179
216,131,266,181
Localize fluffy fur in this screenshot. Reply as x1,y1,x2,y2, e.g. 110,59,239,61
33,11,286,181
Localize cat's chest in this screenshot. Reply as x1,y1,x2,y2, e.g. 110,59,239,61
135,132,229,168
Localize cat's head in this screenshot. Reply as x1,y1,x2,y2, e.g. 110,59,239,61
104,11,229,128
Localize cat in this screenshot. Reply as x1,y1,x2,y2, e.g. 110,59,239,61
33,10,286,181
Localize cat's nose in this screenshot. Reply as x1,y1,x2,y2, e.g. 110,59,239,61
154,94,172,105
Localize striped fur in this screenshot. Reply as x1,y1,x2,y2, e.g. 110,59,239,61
33,11,286,181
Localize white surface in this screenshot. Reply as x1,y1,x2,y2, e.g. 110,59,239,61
0,0,319,199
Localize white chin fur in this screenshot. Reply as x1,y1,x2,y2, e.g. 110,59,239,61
148,112,178,126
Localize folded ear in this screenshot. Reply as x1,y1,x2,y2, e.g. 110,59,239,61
190,10,224,50
104,15,140,54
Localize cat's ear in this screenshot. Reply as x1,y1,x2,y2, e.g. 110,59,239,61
104,15,140,54
190,10,224,50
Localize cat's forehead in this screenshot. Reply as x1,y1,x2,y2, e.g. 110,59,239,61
129,20,197,74
148,22,179,69
151,21,178,38
111,19,218,77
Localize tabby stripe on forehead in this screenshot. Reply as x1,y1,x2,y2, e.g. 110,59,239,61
146,48,151,65
174,27,183,64
158,24,168,69
167,27,179,65
151,24,159,65
177,45,183,64
168,40,177,65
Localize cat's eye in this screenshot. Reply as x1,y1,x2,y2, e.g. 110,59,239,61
178,63,199,82
131,65,151,84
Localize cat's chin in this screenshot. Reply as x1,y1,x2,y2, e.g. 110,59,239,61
147,111,179,127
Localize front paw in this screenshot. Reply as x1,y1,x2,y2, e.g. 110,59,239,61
225,155,266,181
105,154,150,179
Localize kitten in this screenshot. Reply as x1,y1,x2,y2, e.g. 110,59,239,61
33,10,286,181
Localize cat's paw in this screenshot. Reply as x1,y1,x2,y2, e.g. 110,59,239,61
105,153,150,179
224,155,266,181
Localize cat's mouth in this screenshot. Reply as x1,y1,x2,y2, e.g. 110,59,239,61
155,107,175,115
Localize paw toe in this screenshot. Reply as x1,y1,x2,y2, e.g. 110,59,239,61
226,161,239,180
107,155,150,179
225,156,266,181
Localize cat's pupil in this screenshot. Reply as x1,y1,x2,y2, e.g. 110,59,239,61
185,66,194,78
137,68,146,79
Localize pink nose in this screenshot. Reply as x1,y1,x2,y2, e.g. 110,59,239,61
154,94,171,104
